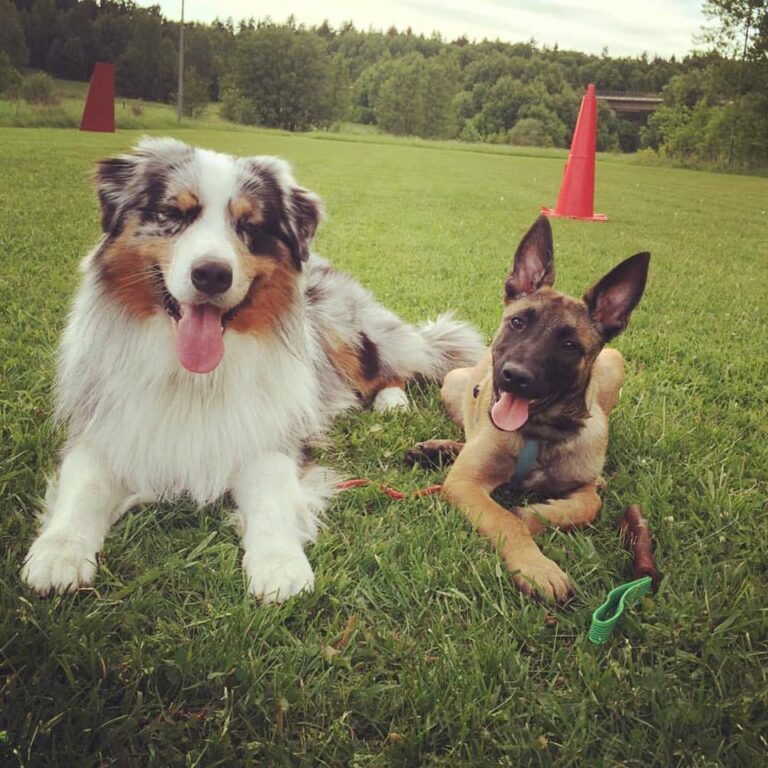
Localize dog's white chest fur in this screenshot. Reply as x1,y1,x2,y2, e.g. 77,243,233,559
57,275,321,503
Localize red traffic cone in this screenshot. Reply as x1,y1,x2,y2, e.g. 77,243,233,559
542,83,606,221
80,62,115,133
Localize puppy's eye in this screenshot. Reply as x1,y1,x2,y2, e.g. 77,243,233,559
510,316,525,330
562,340,578,350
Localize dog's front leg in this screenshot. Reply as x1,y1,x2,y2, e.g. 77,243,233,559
515,484,602,536
442,439,573,602
22,442,129,594
233,452,319,603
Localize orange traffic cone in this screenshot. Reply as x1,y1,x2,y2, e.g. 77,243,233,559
542,83,606,221
80,62,115,133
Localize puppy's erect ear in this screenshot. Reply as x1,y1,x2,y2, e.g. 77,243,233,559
287,186,323,264
94,155,138,235
584,252,650,341
505,215,555,302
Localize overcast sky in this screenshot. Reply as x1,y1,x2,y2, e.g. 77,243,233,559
140,1,709,58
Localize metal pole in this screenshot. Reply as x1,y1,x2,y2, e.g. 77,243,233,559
177,0,185,122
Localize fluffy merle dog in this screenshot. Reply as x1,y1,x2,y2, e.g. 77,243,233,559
22,138,483,602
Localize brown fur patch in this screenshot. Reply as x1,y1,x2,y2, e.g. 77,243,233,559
174,190,200,213
325,334,402,401
230,196,263,225
97,218,168,318
226,254,298,334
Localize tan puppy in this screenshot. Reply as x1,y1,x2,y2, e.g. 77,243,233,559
407,216,649,601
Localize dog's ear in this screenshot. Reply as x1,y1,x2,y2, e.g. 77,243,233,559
505,215,555,302
584,252,650,341
285,185,323,265
94,156,138,235
241,156,324,268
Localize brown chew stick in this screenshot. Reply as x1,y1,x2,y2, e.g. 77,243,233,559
619,504,660,591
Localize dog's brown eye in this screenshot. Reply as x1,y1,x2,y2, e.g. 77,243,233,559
510,316,524,330
562,340,578,350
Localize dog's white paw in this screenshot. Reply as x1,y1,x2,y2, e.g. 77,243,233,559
22,533,97,595
373,386,409,413
243,543,315,603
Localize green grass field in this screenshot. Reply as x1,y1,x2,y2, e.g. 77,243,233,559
1,126,766,767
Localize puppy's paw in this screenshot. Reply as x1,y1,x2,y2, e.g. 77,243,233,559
243,543,315,603
506,548,573,603
405,440,461,469
22,533,97,595
373,386,409,413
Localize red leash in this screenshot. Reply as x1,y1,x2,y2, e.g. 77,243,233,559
335,478,442,500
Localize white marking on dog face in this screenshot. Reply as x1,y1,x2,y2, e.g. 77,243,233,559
166,150,248,308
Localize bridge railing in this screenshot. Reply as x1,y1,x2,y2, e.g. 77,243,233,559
596,91,663,100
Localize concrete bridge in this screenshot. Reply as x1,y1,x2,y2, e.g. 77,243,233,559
596,92,663,117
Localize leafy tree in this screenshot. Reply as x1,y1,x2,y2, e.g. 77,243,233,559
373,50,459,138
0,50,22,93
225,24,342,130
184,24,219,100
703,0,767,58
21,0,61,70
507,117,552,146
0,0,29,68
179,65,208,118
421,51,460,138
376,53,426,136
20,70,56,103
351,56,394,124
517,102,568,145
615,118,641,152
116,9,176,101
643,2,767,168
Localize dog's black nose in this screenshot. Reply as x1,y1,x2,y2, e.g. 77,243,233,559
191,260,233,295
501,363,534,391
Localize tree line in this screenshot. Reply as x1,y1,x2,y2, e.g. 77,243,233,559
0,0,765,169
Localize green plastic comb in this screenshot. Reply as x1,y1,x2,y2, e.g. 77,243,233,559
588,576,653,644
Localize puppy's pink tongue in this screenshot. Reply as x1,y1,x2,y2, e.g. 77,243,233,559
176,303,225,373
491,392,530,431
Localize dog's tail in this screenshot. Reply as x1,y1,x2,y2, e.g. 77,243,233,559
383,311,485,382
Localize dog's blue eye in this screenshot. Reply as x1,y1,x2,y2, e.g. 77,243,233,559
510,316,524,330
148,207,183,225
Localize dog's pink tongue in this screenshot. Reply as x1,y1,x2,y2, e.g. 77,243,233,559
491,392,530,431
176,303,225,373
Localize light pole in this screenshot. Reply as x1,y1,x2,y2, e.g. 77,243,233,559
177,0,185,122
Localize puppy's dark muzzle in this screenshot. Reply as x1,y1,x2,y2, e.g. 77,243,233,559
493,360,536,397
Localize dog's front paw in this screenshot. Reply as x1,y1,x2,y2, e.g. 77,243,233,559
373,386,410,413
243,543,315,603
22,532,97,595
505,547,573,603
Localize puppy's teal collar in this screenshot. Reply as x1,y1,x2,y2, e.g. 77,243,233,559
511,438,539,486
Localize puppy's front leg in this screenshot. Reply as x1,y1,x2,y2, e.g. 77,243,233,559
515,484,602,536
442,439,573,602
23,442,129,594
233,452,319,603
